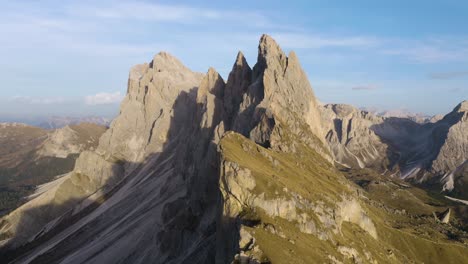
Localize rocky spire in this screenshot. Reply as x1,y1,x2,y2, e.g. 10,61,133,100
255,34,287,74
197,67,225,101
454,100,468,113
223,51,252,129
151,51,191,73
250,34,327,153
197,67,225,130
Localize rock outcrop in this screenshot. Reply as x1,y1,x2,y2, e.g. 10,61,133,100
232,35,328,157
433,101,468,197
320,104,389,169
432,101,468,173
37,123,106,158
434,208,451,224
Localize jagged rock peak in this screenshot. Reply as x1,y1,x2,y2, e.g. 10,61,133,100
150,51,192,73
198,67,225,100
257,34,287,70
226,51,252,87
235,51,248,66
227,51,251,80
454,100,468,113
331,104,357,118
129,63,148,81
259,34,283,57
223,51,253,128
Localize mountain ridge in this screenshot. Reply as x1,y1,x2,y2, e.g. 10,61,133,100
0,35,467,263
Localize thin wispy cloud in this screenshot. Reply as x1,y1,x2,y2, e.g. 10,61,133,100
383,39,468,63
351,85,378,91
273,33,379,49
68,2,272,27
3,0,467,63
85,92,124,105
429,71,468,79
448,87,463,92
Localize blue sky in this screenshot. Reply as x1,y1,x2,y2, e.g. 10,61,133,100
0,0,467,119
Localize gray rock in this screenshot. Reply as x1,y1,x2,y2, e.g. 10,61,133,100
320,103,388,169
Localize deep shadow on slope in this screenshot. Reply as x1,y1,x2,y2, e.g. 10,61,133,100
0,88,233,264
0,154,79,217
370,111,464,177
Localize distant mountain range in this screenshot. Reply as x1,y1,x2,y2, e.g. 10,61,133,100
360,107,443,124
36,116,112,129
0,116,112,129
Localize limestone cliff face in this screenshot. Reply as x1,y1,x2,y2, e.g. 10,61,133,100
320,101,467,197
96,52,204,163
232,35,328,158
432,101,468,173
320,104,389,169
370,101,468,189
433,101,468,197
258,37,324,143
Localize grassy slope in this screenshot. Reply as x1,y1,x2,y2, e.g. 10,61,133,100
220,131,468,264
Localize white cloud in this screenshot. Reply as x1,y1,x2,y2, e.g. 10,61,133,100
272,33,379,49
85,92,124,105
